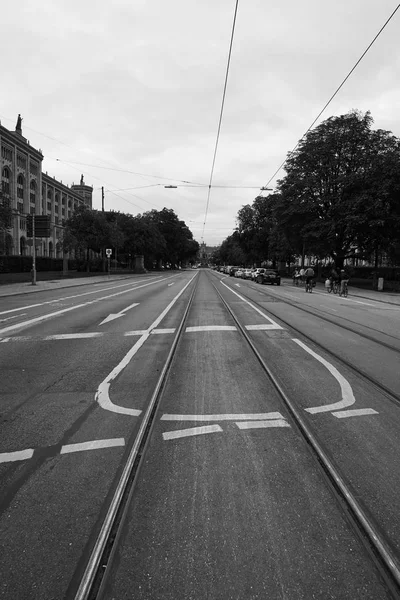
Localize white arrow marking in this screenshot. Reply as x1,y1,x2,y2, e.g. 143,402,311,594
235,283,241,287
99,302,139,325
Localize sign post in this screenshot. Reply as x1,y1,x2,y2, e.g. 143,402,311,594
32,215,36,286
106,248,112,277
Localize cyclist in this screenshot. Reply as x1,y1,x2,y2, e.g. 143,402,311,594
304,265,315,291
339,268,349,295
330,266,340,289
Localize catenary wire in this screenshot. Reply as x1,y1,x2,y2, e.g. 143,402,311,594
261,3,400,192
200,0,239,244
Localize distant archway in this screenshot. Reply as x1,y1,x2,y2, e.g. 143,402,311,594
20,236,26,256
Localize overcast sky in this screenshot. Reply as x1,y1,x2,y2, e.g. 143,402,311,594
1,0,399,246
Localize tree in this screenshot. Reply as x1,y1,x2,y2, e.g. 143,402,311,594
276,110,400,266
0,189,13,254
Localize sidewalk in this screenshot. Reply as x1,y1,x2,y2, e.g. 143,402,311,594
0,274,140,298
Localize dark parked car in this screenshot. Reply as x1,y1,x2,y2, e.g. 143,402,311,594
256,269,281,285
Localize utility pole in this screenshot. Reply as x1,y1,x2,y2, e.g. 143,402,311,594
101,187,104,212
31,214,36,285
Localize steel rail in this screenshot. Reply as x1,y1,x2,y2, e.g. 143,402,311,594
74,274,199,600
211,276,400,597
215,273,400,406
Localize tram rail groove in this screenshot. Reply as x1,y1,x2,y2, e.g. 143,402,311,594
211,277,400,597
215,273,400,407
74,276,199,600
216,272,400,355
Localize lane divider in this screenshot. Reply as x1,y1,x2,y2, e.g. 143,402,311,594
0,438,125,465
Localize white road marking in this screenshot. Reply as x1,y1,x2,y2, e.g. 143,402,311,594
168,283,175,286
124,330,148,336
234,283,241,287
0,314,26,322
186,325,237,332
0,277,164,316
44,333,104,340
236,419,290,429
221,281,283,328
96,274,197,416
99,302,139,325
60,438,125,454
163,425,223,440
0,277,172,335
245,324,283,330
151,328,175,334
332,408,378,418
0,448,34,463
293,338,356,414
161,412,284,421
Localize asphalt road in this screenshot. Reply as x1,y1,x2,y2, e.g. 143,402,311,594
0,270,399,599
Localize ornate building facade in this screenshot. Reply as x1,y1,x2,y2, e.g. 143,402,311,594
0,115,92,257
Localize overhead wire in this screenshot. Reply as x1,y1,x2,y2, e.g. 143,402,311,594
200,0,239,243
261,2,400,192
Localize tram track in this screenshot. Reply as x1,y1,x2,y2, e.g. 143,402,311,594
74,276,199,600
214,273,400,407
73,270,400,599
209,277,400,597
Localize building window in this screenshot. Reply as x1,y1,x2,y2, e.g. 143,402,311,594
17,202,24,214
30,207,35,215
17,174,24,200
1,167,11,196
17,154,27,169
30,180,36,204
30,161,38,175
47,202,52,212
62,208,65,216
20,218,26,230
55,217,59,224
55,204,59,213
47,189,52,200
1,146,12,161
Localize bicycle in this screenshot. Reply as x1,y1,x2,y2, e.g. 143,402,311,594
305,278,313,293
339,280,349,297
332,280,339,294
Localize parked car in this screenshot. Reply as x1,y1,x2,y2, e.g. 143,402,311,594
251,268,264,280
256,269,281,285
235,269,244,278
243,269,253,279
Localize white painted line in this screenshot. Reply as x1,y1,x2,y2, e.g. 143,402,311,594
0,448,34,464
293,339,356,414
44,333,104,340
245,324,283,330
221,281,283,328
161,412,284,421
124,330,148,336
236,419,290,429
168,283,175,286
151,328,176,334
99,302,139,325
96,274,197,416
163,424,223,440
60,438,125,454
0,277,172,335
332,408,378,419
0,336,31,342
0,314,27,322
0,337,11,343
185,325,237,332
0,276,165,316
